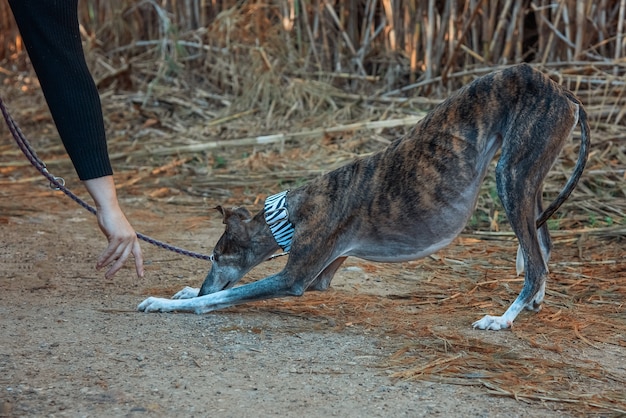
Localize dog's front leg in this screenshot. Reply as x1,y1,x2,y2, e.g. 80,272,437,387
307,257,347,291
138,273,302,314
172,287,200,299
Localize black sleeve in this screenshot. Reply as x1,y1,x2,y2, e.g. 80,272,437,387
8,0,113,181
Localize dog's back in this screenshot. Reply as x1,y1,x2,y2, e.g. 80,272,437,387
291,64,588,262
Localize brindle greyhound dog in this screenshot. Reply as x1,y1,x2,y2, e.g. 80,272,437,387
139,64,590,330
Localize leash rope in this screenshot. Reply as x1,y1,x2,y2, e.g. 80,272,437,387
0,97,212,262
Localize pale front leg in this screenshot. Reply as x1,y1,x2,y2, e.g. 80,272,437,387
136,287,200,314
138,274,299,314
138,296,201,313
172,286,200,299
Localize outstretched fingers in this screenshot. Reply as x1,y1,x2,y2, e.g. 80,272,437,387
97,234,144,279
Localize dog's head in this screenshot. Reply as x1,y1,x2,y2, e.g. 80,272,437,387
198,205,280,296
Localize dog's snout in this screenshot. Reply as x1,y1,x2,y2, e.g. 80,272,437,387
198,263,241,296
198,279,231,296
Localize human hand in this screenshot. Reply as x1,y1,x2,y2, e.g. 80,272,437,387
95,205,144,279
84,176,144,279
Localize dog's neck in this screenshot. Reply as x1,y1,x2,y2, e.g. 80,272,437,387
264,190,295,252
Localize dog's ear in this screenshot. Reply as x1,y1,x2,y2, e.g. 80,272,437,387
215,206,252,243
231,206,252,220
214,206,252,223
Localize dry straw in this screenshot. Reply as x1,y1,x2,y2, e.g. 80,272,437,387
218,237,624,415
2,0,626,106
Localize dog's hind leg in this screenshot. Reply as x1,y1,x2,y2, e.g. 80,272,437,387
536,193,553,265
474,146,555,330
515,193,553,276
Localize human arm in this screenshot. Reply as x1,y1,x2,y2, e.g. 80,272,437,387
8,0,144,278
8,0,113,179
83,176,144,279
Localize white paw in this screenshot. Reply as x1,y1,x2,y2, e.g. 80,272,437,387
137,297,171,313
173,286,199,299
472,315,512,331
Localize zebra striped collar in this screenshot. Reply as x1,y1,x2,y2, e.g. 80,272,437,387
264,190,295,252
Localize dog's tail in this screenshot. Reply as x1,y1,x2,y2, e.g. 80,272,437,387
535,94,591,228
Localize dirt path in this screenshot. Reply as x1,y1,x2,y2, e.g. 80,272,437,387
1,182,624,417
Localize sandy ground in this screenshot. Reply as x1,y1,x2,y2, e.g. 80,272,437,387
1,179,625,417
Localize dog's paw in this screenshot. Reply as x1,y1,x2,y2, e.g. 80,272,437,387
173,286,199,299
472,315,512,331
137,297,171,313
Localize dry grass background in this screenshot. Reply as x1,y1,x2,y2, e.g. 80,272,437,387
0,0,624,228
0,0,625,415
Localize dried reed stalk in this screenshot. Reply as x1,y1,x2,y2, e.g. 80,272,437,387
110,115,426,159
1,0,625,94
